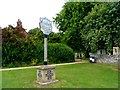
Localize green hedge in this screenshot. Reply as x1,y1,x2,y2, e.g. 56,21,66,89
2,39,74,67
48,43,74,64
2,39,44,67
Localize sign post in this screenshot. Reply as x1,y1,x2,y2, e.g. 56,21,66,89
44,35,48,65
39,17,52,65
36,17,58,85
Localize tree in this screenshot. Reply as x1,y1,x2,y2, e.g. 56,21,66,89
48,32,62,43
82,2,120,53
54,2,120,55
28,28,62,43
54,2,94,33
28,28,44,43
54,2,95,57
2,24,28,45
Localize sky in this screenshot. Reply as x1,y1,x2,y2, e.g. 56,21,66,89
0,0,65,32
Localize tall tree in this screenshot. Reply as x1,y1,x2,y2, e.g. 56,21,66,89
54,2,95,57
54,2,94,33
82,2,120,53
54,2,120,55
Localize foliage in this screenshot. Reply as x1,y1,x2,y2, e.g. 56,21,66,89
54,2,95,33
28,28,44,43
53,2,95,54
28,28,62,43
2,38,74,67
48,43,74,64
2,24,74,67
54,2,120,54
2,38,44,67
48,32,62,43
2,25,28,45
82,2,120,53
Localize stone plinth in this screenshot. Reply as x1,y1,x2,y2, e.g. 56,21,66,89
36,65,58,85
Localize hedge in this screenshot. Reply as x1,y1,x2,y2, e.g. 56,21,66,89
48,43,74,64
2,39,44,67
2,39,74,67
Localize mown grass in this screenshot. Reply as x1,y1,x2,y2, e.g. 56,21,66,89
1,63,119,88
0,71,2,90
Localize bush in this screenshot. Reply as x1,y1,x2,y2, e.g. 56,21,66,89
48,43,74,64
2,38,44,67
2,39,74,67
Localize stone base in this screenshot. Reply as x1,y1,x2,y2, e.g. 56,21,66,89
36,80,59,85
37,65,58,85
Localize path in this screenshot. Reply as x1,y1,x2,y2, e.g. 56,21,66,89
0,61,86,71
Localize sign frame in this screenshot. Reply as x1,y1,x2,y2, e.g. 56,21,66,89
39,17,52,35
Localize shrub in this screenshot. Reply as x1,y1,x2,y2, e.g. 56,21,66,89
2,39,74,67
2,38,44,67
48,43,74,64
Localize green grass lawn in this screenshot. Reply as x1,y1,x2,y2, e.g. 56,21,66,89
0,71,2,90
1,63,119,88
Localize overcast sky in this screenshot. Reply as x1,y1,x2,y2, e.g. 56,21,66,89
0,0,65,32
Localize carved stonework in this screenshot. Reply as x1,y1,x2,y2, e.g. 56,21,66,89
38,71,42,79
36,65,58,85
45,69,54,81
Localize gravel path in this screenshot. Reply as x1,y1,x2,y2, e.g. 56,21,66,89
0,62,85,71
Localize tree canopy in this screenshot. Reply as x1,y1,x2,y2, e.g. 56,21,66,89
82,2,120,53
54,2,120,54
2,24,28,45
